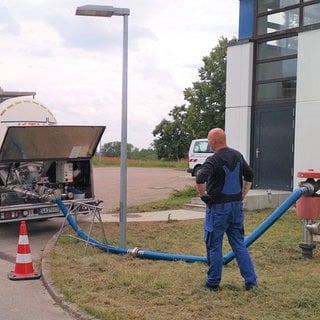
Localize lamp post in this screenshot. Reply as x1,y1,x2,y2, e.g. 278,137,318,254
76,5,130,248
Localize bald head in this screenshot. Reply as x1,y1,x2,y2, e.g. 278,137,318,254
207,128,227,151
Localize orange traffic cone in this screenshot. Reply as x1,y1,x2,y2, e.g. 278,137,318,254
8,220,41,281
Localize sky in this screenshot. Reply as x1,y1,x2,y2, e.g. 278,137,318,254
0,0,239,149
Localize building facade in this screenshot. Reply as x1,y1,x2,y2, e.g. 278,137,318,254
226,0,320,191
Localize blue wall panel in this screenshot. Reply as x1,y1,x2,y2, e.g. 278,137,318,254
239,0,254,40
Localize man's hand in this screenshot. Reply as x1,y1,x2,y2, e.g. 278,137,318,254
242,181,252,198
200,194,214,206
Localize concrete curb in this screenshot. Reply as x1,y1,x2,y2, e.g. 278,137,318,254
41,233,98,320
99,209,204,222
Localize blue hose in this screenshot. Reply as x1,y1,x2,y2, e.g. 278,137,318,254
55,198,206,262
223,187,307,264
55,188,306,265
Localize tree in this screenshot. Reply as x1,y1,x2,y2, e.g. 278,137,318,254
183,36,236,138
130,148,156,160
153,36,236,160
102,141,136,158
101,141,156,159
152,105,191,160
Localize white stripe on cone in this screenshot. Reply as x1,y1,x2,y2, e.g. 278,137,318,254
18,235,29,245
16,253,33,264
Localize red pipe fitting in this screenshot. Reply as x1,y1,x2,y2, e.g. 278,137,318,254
296,169,320,220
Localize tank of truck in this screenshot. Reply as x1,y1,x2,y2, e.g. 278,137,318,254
0,97,57,146
0,97,105,223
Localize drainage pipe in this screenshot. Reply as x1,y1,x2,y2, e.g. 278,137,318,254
55,186,309,265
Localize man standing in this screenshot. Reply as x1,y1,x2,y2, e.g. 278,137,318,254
196,128,257,291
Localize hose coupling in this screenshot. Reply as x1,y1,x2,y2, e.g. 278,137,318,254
299,182,315,195
129,247,143,257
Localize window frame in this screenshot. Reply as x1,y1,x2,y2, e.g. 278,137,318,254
253,34,298,105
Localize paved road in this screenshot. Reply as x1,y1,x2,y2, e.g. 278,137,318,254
0,167,194,320
93,166,194,212
0,218,73,320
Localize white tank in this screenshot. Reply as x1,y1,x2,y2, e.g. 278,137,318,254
0,97,57,146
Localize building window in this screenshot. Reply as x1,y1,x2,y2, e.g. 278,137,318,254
258,0,299,14
256,0,320,36
254,1,320,103
256,79,296,101
256,36,297,60
303,3,320,25
256,59,297,81
255,35,297,103
257,8,299,35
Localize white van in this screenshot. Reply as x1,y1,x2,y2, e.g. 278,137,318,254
187,138,214,176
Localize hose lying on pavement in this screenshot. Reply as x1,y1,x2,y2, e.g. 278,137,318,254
55,187,307,265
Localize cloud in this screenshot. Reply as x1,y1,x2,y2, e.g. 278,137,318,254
0,0,239,149
0,6,21,36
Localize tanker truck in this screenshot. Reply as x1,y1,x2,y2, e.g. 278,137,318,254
0,93,105,223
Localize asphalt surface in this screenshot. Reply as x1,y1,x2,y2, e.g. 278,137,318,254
0,218,75,320
0,167,197,320
93,166,194,212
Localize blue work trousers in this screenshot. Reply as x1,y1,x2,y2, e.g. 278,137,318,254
204,201,257,287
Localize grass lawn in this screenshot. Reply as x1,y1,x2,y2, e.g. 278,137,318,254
49,208,320,320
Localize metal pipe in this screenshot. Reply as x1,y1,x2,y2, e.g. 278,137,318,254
299,219,316,258
119,12,129,249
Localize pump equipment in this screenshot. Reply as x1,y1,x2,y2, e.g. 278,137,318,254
296,169,320,257
0,96,105,223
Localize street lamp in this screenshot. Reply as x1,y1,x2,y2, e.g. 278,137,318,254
76,5,130,248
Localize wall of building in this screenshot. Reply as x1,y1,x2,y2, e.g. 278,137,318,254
238,0,254,40
225,41,253,161
294,28,320,187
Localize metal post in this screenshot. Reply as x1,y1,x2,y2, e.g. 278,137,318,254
119,14,128,248
75,5,130,248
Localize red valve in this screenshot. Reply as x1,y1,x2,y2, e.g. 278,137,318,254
296,169,320,219
297,169,320,179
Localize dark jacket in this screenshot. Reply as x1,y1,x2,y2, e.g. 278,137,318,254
196,147,253,204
